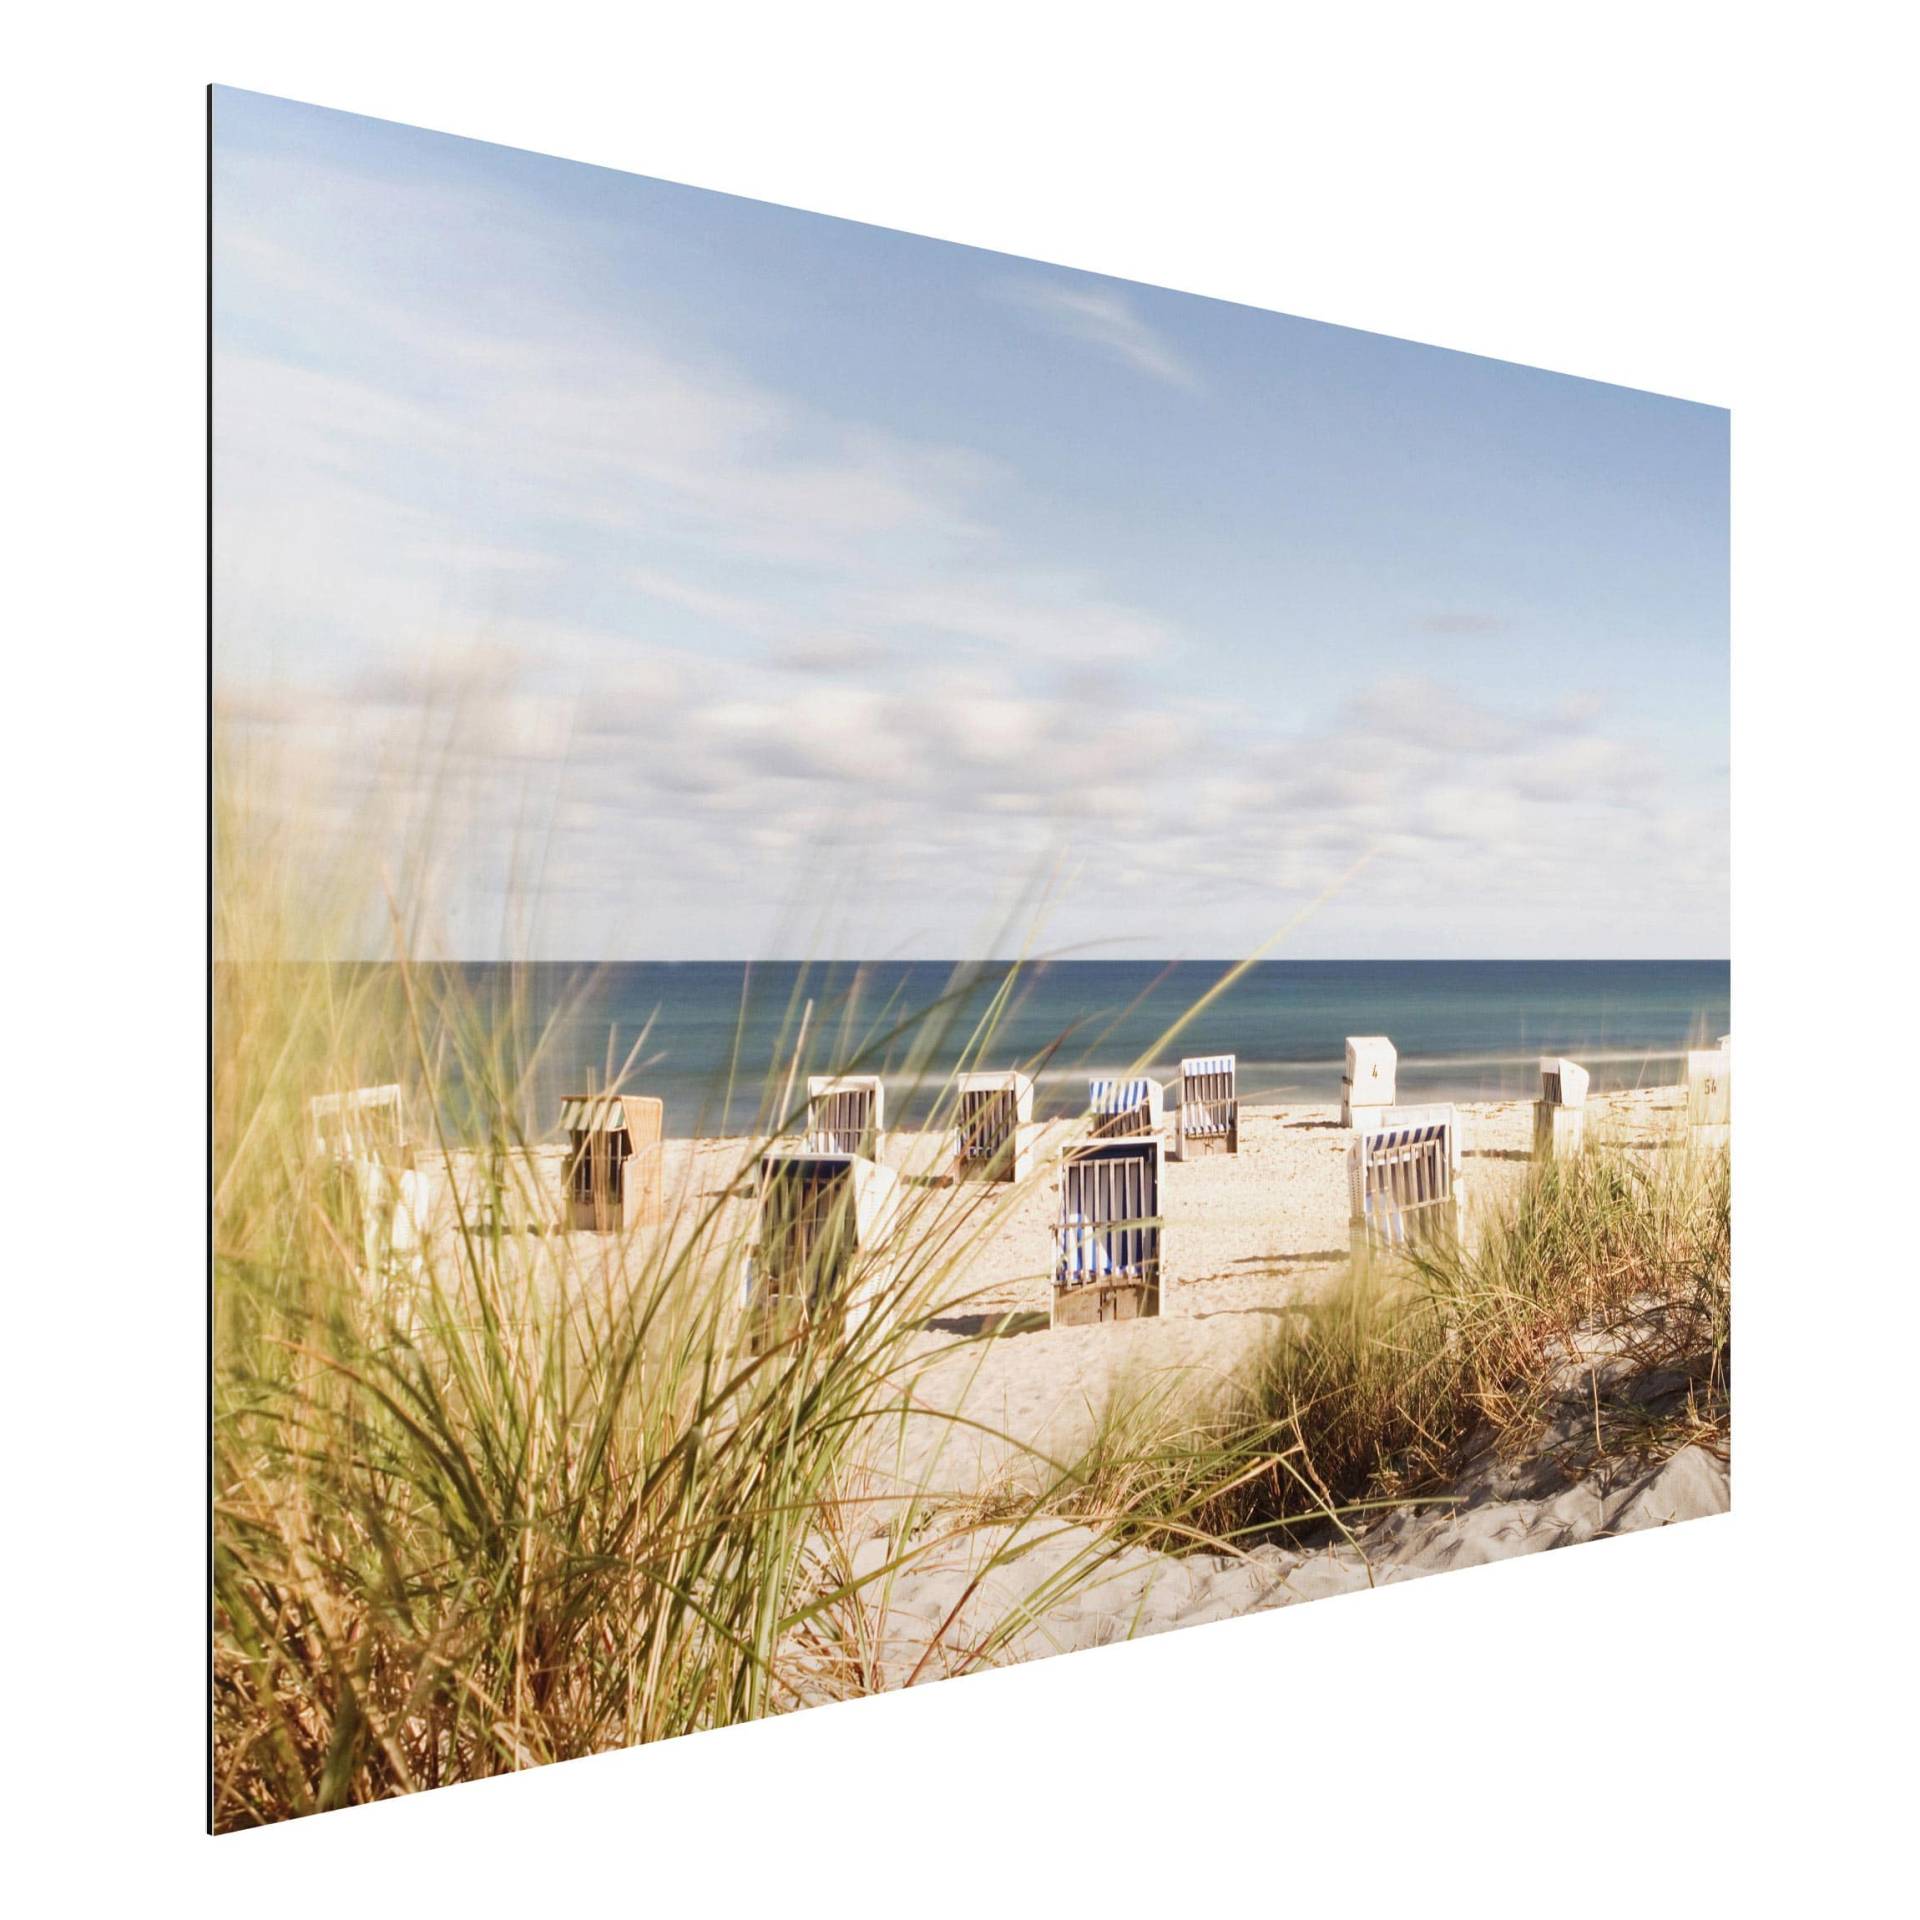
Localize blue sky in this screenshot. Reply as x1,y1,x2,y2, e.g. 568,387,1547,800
212,86,1728,960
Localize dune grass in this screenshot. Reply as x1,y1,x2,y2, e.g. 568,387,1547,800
210,756,1174,1827
211,972,1097,1821
1064,1141,1731,1554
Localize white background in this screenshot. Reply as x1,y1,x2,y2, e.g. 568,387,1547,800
5,1,1915,1908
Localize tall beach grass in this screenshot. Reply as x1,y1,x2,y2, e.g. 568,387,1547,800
210,748,1171,1826
1062,1140,1730,1556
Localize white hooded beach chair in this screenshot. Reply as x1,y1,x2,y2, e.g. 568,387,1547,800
305,1090,426,1282
1348,1113,1461,1259
744,1147,900,1350
1341,1037,1397,1128
1052,1136,1163,1326
310,1086,425,1282
1533,1057,1590,1160
1372,1101,1466,1180
1686,1041,1730,1145
805,1074,885,1159
952,1069,1035,1182
1177,1054,1239,1157
559,1091,664,1232
310,1084,405,1159
352,1156,430,1287
1087,1075,1165,1140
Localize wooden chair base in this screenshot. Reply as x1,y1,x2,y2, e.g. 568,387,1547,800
1052,1279,1160,1326
1178,1127,1238,1159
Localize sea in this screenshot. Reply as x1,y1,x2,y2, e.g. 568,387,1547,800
424,958,1730,1140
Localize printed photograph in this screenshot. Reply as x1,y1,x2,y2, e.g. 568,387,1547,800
211,85,1731,1827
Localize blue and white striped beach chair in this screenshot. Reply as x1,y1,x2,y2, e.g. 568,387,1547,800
1348,1114,1461,1257
1178,1054,1239,1156
1052,1136,1163,1325
1087,1075,1166,1139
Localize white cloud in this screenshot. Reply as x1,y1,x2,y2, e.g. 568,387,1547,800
218,642,1725,961
211,146,1721,960
214,163,1191,695
1001,280,1203,391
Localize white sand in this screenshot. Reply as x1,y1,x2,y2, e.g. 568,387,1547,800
418,1085,1724,1678
639,1086,1696,1501
840,1440,1730,1688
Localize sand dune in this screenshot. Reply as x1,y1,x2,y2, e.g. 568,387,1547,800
846,1439,1728,1687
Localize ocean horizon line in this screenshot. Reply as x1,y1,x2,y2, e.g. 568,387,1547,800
253,955,1734,969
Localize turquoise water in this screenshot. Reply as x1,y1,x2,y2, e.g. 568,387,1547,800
431,958,1729,1139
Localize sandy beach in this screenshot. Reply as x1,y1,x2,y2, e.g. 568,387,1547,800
633,1084,1698,1481
804,1084,1726,1673
408,1082,1724,1678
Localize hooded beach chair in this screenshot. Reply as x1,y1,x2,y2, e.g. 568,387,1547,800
952,1069,1035,1181
352,1156,430,1286
1341,1037,1397,1128
1051,1136,1163,1325
1371,1100,1466,1180
805,1074,885,1159
1087,1075,1166,1140
1533,1057,1590,1160
559,1091,664,1231
1177,1054,1239,1156
309,1084,405,1159
310,1086,424,1279
744,1147,900,1350
1348,1112,1461,1259
1685,1041,1730,1146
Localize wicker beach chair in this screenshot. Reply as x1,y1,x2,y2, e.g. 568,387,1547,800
1087,1075,1166,1139
559,1092,664,1231
1177,1054,1238,1156
805,1074,885,1158
1348,1112,1461,1257
1371,1100,1466,1179
1341,1036,1397,1128
744,1147,900,1350
309,1084,405,1159
1052,1136,1163,1325
310,1086,422,1279
1685,1042,1730,1146
1533,1057,1590,1160
952,1069,1035,1181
